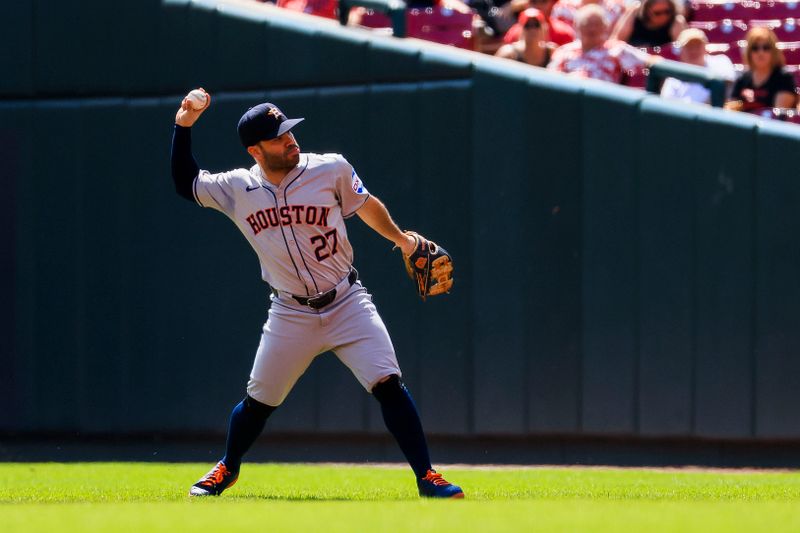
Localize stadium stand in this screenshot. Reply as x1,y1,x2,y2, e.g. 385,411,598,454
617,2,800,108
267,0,800,115
356,6,475,49
683,2,800,106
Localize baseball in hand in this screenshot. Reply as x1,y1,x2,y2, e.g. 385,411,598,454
187,89,208,110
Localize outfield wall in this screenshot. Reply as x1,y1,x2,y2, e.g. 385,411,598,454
2,0,800,449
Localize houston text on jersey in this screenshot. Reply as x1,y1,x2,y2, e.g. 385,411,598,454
245,205,331,235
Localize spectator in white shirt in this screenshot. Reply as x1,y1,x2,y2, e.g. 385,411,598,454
660,28,736,105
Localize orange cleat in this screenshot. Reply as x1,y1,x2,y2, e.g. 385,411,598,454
189,461,239,497
417,469,464,499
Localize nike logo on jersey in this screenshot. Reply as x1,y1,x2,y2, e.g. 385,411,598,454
246,185,262,192
246,205,331,236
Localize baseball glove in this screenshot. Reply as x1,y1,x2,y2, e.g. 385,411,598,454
400,231,454,300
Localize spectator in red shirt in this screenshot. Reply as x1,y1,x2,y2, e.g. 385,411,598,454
551,0,625,31
503,0,575,46
548,4,657,83
277,0,337,19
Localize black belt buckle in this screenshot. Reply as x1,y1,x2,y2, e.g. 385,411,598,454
287,268,357,309
305,289,336,310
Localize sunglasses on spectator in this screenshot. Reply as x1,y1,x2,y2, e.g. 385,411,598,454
525,20,542,29
751,44,773,52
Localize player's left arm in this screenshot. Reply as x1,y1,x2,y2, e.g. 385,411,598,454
356,196,416,255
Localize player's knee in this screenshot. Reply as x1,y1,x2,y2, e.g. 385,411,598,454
247,378,289,407
371,374,404,402
244,394,278,417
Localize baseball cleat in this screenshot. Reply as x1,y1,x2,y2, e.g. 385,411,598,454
417,469,464,499
189,461,239,497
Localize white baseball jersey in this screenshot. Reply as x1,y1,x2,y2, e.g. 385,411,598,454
192,153,369,296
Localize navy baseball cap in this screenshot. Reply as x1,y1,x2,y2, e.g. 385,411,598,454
237,103,304,147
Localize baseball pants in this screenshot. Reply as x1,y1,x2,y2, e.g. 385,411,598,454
247,280,402,407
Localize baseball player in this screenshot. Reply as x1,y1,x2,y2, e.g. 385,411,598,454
170,89,463,499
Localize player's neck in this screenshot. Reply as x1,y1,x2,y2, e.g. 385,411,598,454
260,164,292,186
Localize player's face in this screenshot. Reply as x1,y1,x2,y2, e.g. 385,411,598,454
255,132,301,170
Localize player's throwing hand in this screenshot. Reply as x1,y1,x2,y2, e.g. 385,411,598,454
175,88,211,128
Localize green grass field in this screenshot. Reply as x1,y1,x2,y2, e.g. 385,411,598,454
3,463,800,532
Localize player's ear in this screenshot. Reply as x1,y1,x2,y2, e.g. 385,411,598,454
246,145,261,160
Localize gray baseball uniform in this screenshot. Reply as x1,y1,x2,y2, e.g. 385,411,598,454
178,100,463,499
193,153,401,406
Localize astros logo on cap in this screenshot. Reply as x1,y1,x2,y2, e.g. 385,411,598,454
267,107,282,119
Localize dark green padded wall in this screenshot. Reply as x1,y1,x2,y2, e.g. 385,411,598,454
0,0,34,95
580,81,642,435
692,108,758,438
637,98,697,437
754,121,800,439
4,0,800,442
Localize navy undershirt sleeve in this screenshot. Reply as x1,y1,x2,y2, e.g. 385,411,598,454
171,124,200,202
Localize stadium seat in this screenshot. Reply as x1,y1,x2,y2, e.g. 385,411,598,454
405,7,474,49
690,19,749,43
750,17,800,40
789,64,800,83
688,1,759,22
358,9,393,29
707,40,745,62
765,106,800,121
622,66,648,88
648,44,681,60
778,40,800,63
356,6,474,49
758,0,800,19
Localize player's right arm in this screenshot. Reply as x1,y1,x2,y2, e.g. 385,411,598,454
171,89,211,201
356,196,416,255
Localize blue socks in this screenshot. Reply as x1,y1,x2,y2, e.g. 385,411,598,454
221,396,276,473
221,380,431,479
372,375,432,479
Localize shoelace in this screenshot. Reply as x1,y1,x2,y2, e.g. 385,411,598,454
423,471,451,487
199,464,229,487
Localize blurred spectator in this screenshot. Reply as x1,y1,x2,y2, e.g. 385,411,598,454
277,0,337,19
406,0,472,10
503,0,575,46
611,0,686,48
347,0,473,30
551,0,625,30
495,8,555,66
469,0,518,39
661,28,736,105
725,27,798,113
548,4,656,83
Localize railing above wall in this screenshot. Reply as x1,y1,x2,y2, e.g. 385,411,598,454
646,59,728,107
